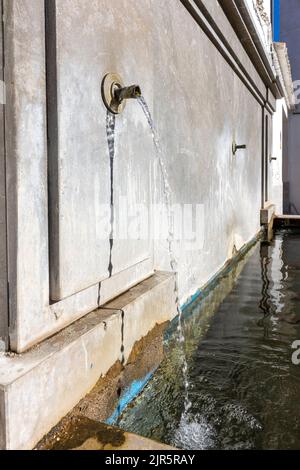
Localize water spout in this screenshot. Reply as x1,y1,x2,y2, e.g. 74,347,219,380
101,73,141,114
114,84,141,103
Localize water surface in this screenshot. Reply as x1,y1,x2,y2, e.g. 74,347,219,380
118,229,300,450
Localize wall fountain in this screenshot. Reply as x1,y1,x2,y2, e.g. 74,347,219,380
101,73,191,422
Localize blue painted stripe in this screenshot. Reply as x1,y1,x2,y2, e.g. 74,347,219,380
180,233,260,313
106,371,154,425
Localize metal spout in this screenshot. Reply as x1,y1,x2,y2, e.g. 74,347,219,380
232,140,247,155
101,73,142,114
114,85,141,103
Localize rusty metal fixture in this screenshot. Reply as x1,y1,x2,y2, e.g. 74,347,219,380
101,73,141,115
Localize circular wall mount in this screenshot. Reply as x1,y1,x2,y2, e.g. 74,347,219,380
101,73,126,115
232,140,237,155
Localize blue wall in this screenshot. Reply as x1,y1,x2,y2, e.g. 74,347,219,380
273,0,281,41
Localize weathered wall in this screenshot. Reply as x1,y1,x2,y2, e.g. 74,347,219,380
46,0,155,301
152,0,263,301
287,114,300,213
0,0,8,352
245,0,273,52
4,0,50,352
4,0,280,352
270,98,287,214
280,0,300,213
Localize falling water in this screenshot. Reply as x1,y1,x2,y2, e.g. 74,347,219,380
106,111,116,278
137,96,191,413
104,112,127,424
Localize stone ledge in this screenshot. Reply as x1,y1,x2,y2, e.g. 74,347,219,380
38,416,176,450
0,271,176,450
260,202,276,225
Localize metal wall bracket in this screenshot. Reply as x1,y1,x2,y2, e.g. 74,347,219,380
232,140,247,155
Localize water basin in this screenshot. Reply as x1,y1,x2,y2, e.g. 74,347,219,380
118,229,300,450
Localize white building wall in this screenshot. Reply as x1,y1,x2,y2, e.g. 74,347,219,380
288,114,300,213
281,0,300,214
245,0,273,55
3,0,285,352
270,98,287,214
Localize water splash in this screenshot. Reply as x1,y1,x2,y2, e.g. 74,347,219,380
173,413,216,450
106,111,116,278
137,96,191,413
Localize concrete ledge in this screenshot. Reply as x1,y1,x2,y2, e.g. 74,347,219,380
0,271,176,450
274,214,300,228
38,416,176,450
260,202,276,225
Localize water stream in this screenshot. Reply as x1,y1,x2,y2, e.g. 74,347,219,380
103,100,191,420
137,96,191,413
106,111,116,278
106,99,180,316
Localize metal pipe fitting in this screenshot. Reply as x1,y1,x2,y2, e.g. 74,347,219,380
101,73,142,114
232,141,247,155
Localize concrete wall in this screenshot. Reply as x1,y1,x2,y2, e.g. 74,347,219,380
269,98,288,214
4,0,50,352
245,0,273,52
3,0,282,352
46,0,155,301
288,114,300,213
280,0,300,213
0,0,8,352
152,0,264,302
